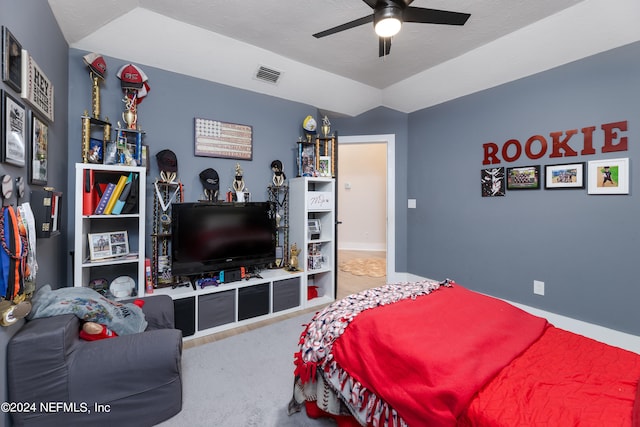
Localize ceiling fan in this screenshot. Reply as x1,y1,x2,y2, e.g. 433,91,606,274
313,0,471,57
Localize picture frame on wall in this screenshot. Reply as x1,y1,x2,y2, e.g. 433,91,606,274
506,165,541,190
481,167,506,197
587,158,629,195
2,27,22,93
2,90,26,167
544,162,585,189
30,112,48,185
194,117,252,160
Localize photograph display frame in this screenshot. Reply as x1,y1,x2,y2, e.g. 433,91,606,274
298,142,316,177
2,27,22,93
194,117,253,160
544,162,585,190
481,167,506,197
2,90,26,167
30,112,48,185
88,231,130,261
506,165,541,190
587,158,629,195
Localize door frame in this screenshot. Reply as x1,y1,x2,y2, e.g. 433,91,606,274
338,134,396,279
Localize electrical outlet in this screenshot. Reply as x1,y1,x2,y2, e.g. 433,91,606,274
533,280,545,296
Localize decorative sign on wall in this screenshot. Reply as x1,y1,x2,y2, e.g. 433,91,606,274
194,118,252,160
21,50,54,122
480,120,631,197
482,120,628,165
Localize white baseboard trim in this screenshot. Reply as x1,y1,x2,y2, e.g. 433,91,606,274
339,243,386,252
391,273,640,354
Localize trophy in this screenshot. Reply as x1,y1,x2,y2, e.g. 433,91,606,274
233,163,246,201
122,89,138,130
321,115,331,137
83,53,106,119
81,53,110,163
116,63,150,130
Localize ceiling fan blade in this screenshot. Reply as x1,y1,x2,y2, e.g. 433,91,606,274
313,15,373,38
404,7,471,26
362,0,378,8
378,37,392,57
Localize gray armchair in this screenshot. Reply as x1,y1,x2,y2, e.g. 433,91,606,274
7,294,182,427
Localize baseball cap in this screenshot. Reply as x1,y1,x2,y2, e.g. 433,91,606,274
83,53,107,79
199,168,220,191
117,63,148,89
156,149,177,173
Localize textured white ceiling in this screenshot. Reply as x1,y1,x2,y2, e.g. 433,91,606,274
48,0,640,115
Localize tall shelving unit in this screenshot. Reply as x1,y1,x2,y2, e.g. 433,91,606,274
289,176,336,307
151,181,183,288
267,184,289,268
73,163,147,297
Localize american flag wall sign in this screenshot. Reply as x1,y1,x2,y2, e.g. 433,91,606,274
194,118,252,160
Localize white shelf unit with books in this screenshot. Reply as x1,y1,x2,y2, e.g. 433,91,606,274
73,163,146,297
289,176,336,308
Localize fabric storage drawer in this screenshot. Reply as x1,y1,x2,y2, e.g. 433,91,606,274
198,290,235,330
273,277,301,312
238,283,269,321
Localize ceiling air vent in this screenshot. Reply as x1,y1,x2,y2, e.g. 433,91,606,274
254,65,282,85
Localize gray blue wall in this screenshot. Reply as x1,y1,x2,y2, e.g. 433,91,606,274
66,49,318,270
0,1,69,425
4,2,640,425
406,41,640,335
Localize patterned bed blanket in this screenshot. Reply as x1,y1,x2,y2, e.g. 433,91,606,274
292,280,549,427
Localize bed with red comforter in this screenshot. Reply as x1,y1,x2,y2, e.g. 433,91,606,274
289,279,640,426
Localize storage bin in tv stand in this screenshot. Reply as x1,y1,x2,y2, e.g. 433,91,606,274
152,268,308,340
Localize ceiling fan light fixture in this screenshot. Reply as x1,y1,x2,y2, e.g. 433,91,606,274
374,5,402,38
375,17,401,37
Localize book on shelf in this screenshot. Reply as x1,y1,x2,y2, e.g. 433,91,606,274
94,182,116,215
82,169,96,215
121,173,139,214
111,173,133,215
104,175,128,214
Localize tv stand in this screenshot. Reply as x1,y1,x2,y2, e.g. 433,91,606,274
152,268,309,340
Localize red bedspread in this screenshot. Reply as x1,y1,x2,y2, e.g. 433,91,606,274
330,285,548,427
458,325,640,426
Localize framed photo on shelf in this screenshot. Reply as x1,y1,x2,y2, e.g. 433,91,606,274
2,27,22,93
506,165,540,190
2,90,26,167
298,142,316,176
88,231,129,261
194,117,252,160
30,112,48,185
318,156,331,177
544,162,585,189
588,158,629,195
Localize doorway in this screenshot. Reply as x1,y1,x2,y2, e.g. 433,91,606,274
336,134,396,298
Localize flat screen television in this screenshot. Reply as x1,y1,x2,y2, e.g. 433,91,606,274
171,202,276,276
